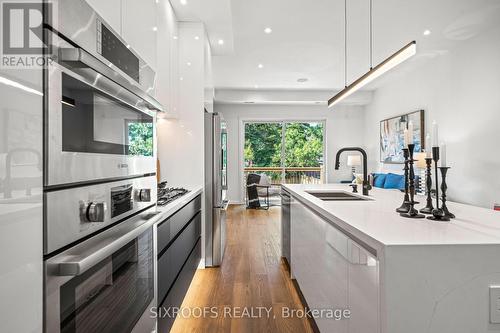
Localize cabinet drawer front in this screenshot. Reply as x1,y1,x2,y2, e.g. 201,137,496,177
158,238,201,333
157,195,201,254
158,212,201,305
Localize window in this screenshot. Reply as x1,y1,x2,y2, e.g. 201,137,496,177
127,121,154,156
244,121,325,186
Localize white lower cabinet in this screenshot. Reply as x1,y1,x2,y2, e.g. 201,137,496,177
348,239,380,333
291,197,380,333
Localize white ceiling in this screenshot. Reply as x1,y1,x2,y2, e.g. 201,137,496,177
172,0,500,91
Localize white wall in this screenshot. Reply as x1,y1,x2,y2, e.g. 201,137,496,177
363,23,500,208
215,103,366,203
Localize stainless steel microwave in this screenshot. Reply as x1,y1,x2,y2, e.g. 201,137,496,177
44,0,163,187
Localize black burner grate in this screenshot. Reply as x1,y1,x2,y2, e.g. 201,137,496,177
157,182,189,206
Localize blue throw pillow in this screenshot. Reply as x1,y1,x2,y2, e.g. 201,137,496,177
384,173,405,190
373,173,387,188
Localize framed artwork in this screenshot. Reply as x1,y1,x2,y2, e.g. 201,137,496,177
380,110,425,164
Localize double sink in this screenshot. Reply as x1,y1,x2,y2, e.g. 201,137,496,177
306,190,372,201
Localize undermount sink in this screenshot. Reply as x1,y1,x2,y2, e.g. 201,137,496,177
305,191,371,201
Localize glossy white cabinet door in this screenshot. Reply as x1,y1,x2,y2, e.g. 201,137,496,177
291,198,349,333
0,68,43,331
155,0,179,112
347,240,380,333
169,17,179,116
122,0,158,72
291,197,380,333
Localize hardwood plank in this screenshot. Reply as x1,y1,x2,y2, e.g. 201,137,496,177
169,205,314,333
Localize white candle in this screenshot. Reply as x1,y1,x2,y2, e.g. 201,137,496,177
408,121,414,144
403,129,409,147
432,121,439,147
425,133,431,158
440,142,447,167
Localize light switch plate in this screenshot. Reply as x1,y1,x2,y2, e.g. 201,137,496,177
490,285,500,323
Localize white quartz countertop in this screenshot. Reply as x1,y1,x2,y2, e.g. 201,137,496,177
283,184,500,247
154,186,203,222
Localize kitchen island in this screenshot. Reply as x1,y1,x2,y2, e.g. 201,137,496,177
282,184,500,333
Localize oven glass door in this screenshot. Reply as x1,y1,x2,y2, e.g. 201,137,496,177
61,73,154,157
58,228,153,333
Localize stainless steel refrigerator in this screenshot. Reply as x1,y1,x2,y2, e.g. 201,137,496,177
205,111,228,267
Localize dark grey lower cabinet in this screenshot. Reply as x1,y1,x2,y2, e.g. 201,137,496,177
157,238,201,333
157,195,202,333
281,190,291,267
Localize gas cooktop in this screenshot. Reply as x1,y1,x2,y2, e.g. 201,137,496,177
157,182,190,206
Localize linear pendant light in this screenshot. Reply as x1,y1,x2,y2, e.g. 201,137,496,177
328,0,417,108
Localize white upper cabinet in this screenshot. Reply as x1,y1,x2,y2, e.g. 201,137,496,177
122,0,158,72
85,0,122,33
155,0,179,113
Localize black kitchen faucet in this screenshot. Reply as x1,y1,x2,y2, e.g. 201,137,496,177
335,147,372,196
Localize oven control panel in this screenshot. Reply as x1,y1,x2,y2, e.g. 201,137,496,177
135,188,152,202
86,202,107,222
45,176,157,255
111,184,133,218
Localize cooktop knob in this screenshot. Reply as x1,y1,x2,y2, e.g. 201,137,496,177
86,202,107,222
136,189,151,202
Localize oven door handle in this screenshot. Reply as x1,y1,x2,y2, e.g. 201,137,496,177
59,47,164,113
55,211,160,276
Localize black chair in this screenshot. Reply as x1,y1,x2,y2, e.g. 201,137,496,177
245,173,270,209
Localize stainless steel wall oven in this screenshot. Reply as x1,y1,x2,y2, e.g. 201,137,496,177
43,1,163,332
45,215,156,333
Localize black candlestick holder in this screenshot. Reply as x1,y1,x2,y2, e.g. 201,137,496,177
439,167,455,219
396,148,411,213
427,147,450,222
400,144,425,219
419,157,434,214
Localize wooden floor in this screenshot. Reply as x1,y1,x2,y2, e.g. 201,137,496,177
170,205,314,333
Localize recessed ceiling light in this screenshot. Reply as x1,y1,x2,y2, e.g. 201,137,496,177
186,62,192,66
194,36,199,40
297,78,308,83
254,85,259,89
258,64,264,69
218,39,224,45
180,0,187,5
180,77,184,81
423,29,431,36
152,26,158,32
173,36,178,40
264,27,272,34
